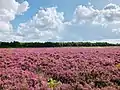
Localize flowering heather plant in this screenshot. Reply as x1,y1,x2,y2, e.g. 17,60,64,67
0,47,120,90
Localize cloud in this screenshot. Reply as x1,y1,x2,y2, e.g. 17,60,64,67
0,0,29,41
74,3,120,24
50,3,120,42
0,21,12,32
98,39,120,44
16,3,120,43
89,0,120,9
63,3,120,42
1,0,120,43
0,0,29,21
17,7,64,42
17,1,29,14
73,5,99,24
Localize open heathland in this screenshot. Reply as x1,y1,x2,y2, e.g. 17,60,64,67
0,47,120,90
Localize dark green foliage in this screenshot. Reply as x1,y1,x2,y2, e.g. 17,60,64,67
34,65,43,74
111,79,120,86
0,41,119,48
94,81,109,88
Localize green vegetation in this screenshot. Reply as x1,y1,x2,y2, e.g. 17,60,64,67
0,41,119,48
47,78,61,90
94,81,110,88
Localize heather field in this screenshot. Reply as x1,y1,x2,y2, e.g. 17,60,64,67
0,47,120,90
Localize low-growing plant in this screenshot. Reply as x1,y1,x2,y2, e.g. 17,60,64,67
94,80,109,88
20,78,29,90
0,48,120,89
47,78,61,90
116,63,120,69
35,65,43,74
111,79,120,86
0,84,4,90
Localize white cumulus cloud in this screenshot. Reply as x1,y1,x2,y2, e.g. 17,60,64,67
16,3,120,43
51,3,120,42
17,7,64,42
74,3,120,24
67,3,120,42
0,0,29,41
1,0,120,43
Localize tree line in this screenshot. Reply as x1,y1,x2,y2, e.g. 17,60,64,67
0,41,119,48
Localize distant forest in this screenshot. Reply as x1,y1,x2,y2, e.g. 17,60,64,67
0,41,120,48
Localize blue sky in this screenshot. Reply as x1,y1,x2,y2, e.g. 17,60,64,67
1,0,120,43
